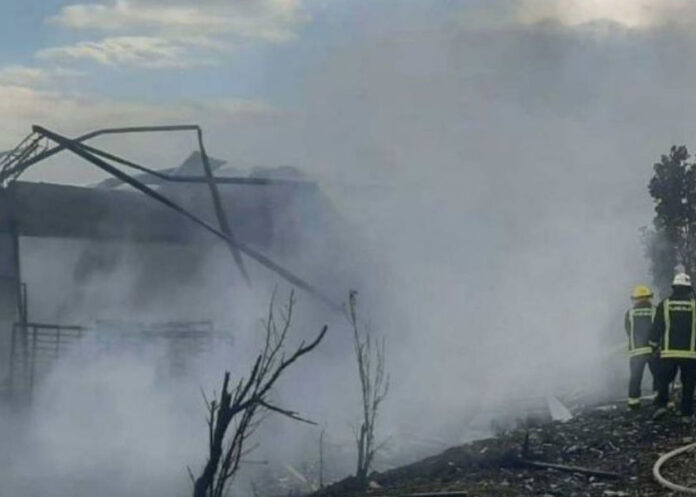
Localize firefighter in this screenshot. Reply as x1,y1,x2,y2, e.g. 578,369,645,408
650,273,696,419
625,285,657,408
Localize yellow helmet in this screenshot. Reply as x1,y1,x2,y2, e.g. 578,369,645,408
632,285,653,300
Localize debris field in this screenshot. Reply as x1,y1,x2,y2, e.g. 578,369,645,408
313,402,696,497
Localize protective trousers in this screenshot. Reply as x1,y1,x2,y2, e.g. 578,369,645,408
654,358,696,416
628,354,658,404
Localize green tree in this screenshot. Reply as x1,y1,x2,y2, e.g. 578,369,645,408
646,145,696,295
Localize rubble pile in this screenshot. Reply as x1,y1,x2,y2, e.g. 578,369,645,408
314,403,696,496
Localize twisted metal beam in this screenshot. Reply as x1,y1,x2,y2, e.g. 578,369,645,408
0,126,198,185
31,125,340,312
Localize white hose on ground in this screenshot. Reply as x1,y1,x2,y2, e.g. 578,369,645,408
653,441,696,494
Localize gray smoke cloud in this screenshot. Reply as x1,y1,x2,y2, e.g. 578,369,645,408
266,5,696,449
8,1,696,495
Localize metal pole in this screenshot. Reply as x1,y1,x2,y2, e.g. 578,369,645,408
29,324,36,397
8,186,29,394
8,323,16,395
9,223,22,326
56,325,61,358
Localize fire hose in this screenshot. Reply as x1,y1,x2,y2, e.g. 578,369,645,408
653,441,696,494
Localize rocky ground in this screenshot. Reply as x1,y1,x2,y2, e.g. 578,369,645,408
312,401,696,497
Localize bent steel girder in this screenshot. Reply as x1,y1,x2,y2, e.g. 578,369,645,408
1,125,309,281
1,125,313,186
0,125,199,186
6,124,251,282
0,132,47,181
31,125,340,312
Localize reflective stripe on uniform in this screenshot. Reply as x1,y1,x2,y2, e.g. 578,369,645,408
664,299,671,350
660,350,696,359
632,309,654,316
629,346,651,357
627,397,641,406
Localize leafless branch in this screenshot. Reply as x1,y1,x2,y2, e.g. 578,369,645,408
258,400,318,425
191,292,328,497
348,290,390,483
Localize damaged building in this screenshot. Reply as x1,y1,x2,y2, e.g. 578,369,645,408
0,126,345,397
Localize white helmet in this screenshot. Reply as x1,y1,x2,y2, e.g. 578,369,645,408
673,273,692,287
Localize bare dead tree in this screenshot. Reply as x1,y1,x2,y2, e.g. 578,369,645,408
191,291,328,497
318,427,326,489
347,290,390,483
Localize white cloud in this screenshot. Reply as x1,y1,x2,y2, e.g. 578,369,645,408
0,66,49,86
41,0,310,69
37,36,218,68
516,0,696,28
0,84,278,134
0,65,84,88
176,35,236,53
517,0,653,27
0,84,281,184
48,0,310,42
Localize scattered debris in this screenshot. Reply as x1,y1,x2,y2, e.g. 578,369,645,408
516,458,622,479
312,401,696,496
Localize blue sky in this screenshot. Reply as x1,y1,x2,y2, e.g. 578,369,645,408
0,1,453,104
3,0,696,186
0,0,325,102
0,1,668,117
0,0,474,182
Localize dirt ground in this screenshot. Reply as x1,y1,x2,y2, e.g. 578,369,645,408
313,401,696,497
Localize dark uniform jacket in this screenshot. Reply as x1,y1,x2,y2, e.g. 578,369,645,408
650,288,696,359
625,301,655,357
